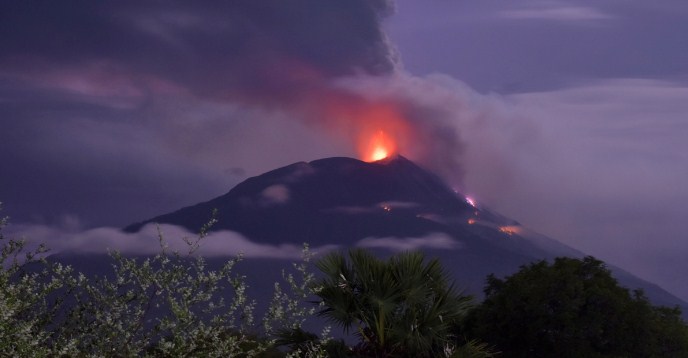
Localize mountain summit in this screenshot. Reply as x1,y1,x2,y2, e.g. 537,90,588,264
125,156,688,311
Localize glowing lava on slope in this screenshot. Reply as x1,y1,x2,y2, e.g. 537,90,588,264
465,197,477,207
499,226,521,236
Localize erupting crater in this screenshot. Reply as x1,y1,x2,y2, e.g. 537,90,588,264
362,130,397,162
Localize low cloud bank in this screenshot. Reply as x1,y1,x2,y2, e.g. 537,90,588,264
8,223,338,260
356,232,460,251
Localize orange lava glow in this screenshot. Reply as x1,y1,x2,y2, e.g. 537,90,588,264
365,131,395,162
371,147,389,161
314,93,412,162
354,104,409,162
499,226,520,236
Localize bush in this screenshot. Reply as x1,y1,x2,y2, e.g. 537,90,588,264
0,206,324,357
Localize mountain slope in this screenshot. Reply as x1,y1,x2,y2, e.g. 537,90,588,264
126,156,476,245
125,155,688,312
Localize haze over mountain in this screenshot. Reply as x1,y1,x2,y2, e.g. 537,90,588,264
126,155,688,313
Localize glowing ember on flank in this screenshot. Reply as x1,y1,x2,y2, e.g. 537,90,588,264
499,226,520,236
466,197,477,207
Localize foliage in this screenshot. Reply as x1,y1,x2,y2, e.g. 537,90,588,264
265,244,333,358
0,204,320,357
312,248,482,357
465,256,688,358
0,206,73,356
274,326,350,358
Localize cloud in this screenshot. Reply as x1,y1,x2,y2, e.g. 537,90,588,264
0,1,396,99
8,222,338,259
356,232,460,251
500,7,611,21
499,3,612,22
473,78,688,301
260,185,290,206
328,72,516,185
282,163,317,183
326,201,420,214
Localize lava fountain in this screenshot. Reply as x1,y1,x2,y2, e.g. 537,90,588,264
364,131,395,162
352,103,411,162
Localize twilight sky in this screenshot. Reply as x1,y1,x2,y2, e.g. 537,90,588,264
2,1,687,301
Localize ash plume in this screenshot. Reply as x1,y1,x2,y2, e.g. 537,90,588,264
0,0,500,226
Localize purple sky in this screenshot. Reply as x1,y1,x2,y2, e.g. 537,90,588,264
1,1,687,301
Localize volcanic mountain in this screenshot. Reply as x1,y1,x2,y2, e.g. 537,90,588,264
127,155,486,245
126,155,688,311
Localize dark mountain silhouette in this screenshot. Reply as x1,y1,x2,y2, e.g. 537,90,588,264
125,155,688,313
126,155,478,245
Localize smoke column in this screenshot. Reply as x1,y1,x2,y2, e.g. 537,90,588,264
0,0,493,226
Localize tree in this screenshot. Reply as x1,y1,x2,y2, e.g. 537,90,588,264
314,249,478,357
465,256,688,358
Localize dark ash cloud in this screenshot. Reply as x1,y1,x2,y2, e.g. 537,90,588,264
0,0,478,228
0,0,396,99
0,0,400,226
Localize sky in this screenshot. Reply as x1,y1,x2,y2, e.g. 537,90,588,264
1,1,687,301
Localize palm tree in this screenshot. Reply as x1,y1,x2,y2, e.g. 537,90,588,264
314,249,474,357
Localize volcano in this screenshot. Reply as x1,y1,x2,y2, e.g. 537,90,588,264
126,156,518,247
127,155,481,245
125,156,688,311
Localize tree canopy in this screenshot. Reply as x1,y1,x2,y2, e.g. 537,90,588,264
465,256,688,358
314,249,478,357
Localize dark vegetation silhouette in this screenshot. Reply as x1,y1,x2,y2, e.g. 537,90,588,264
303,249,489,357
464,257,688,357
1,204,687,357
